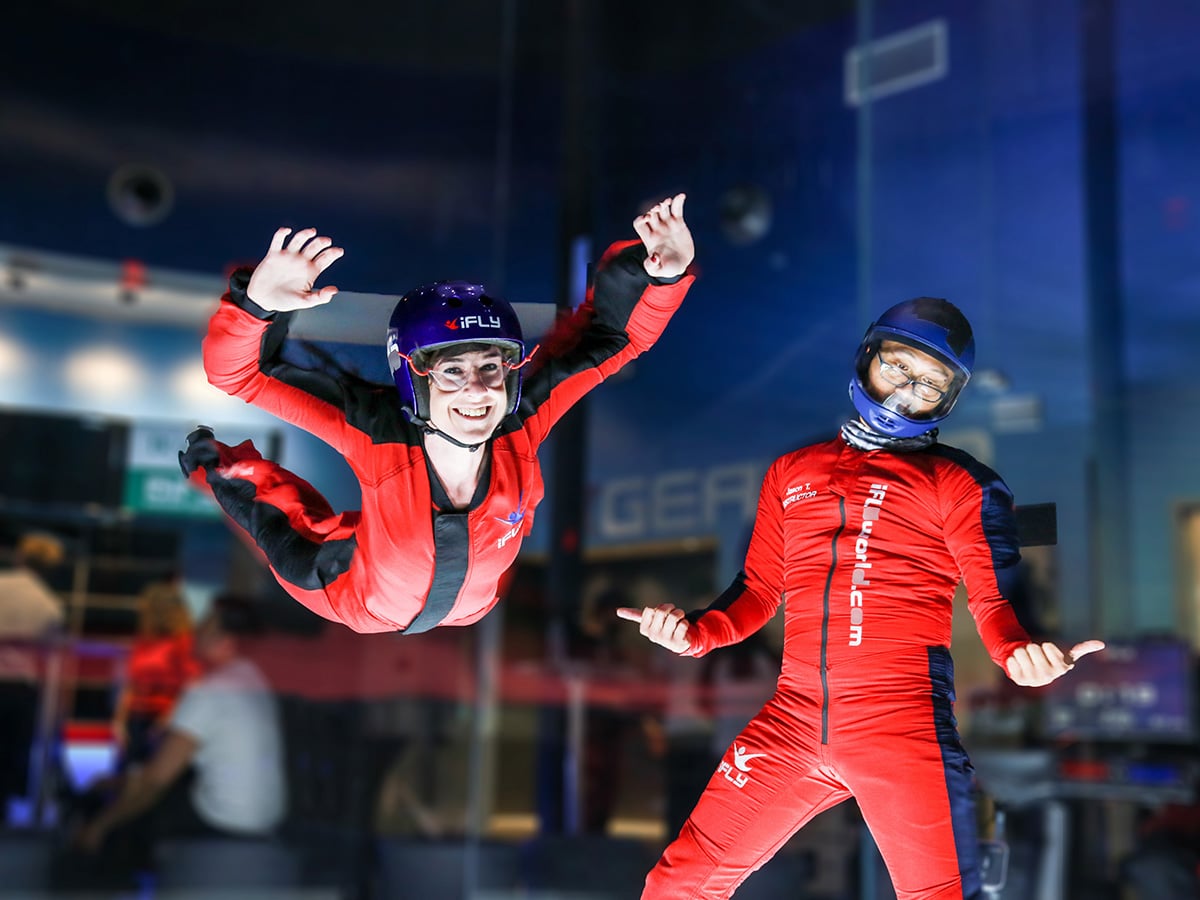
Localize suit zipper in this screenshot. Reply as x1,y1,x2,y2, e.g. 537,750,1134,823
820,496,846,745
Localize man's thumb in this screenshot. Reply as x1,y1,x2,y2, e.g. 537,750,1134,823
1068,639,1105,663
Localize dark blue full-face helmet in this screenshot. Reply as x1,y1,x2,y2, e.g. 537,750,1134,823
848,297,975,437
386,281,527,421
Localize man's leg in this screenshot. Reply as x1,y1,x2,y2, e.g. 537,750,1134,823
835,651,983,900
643,701,848,899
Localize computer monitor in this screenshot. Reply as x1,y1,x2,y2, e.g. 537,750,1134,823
1040,638,1196,744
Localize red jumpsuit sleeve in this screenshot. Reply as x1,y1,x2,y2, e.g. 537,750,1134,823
515,240,694,445
202,269,360,458
940,462,1032,669
683,461,786,657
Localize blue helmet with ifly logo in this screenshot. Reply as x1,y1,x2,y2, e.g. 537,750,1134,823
386,280,532,421
848,296,975,438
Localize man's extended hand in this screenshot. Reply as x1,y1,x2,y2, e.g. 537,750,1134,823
634,193,694,279
1005,639,1105,687
246,226,345,312
616,603,692,653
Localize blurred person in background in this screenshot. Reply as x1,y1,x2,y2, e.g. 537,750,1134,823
113,579,199,768
0,531,65,820
620,297,1105,899
70,593,285,881
0,531,66,635
1120,653,1200,900
180,196,694,638
1121,799,1200,900
576,584,651,834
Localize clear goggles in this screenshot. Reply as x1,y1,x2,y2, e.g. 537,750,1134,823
397,345,538,392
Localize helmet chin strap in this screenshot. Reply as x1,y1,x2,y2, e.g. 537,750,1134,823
402,407,487,453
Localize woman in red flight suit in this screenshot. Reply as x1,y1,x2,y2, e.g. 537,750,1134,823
180,194,694,634
114,580,198,767
619,297,1105,900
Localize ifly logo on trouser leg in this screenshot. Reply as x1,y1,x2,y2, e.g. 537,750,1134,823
718,744,767,788
849,483,889,647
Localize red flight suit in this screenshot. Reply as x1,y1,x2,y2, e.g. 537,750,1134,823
186,240,693,633
644,436,1031,899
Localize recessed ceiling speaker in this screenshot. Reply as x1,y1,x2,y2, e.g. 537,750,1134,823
107,163,174,227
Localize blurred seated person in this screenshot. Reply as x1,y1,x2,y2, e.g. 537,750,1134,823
1120,652,1200,900
1121,801,1200,900
577,585,643,834
0,531,65,635
113,579,199,767
0,531,65,817
74,593,286,871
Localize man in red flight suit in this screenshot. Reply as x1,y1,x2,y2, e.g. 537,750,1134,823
619,296,1104,899
180,194,694,634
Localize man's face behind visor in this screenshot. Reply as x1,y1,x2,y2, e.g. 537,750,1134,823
864,340,955,419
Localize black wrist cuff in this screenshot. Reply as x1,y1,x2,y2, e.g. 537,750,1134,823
225,267,276,320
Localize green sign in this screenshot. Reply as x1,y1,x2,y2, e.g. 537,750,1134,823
123,468,219,517
123,421,275,517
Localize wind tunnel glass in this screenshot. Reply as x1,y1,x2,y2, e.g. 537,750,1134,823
876,357,948,403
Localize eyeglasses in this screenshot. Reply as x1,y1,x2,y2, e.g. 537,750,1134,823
877,358,947,403
397,345,539,392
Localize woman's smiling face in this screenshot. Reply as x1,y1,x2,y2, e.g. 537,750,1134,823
424,347,509,443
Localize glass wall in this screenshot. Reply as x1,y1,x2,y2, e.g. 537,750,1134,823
0,1,1197,896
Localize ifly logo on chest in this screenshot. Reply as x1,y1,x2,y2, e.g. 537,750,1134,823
495,493,527,550
849,483,889,647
